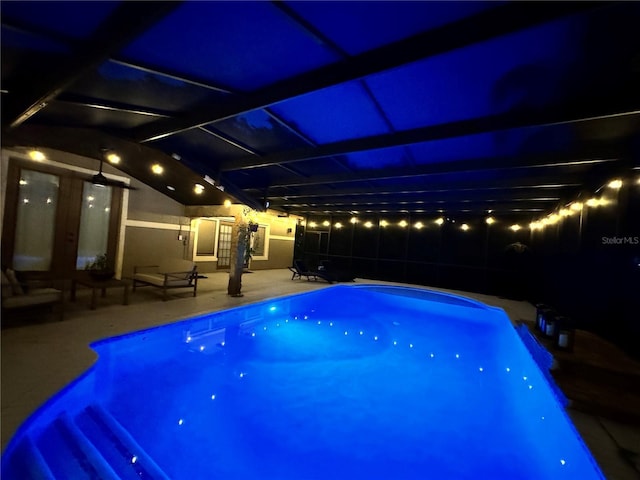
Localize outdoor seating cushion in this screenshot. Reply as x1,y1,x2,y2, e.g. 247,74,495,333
133,273,192,287
133,259,196,287
2,288,62,308
4,268,24,295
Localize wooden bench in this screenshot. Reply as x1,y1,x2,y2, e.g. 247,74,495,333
132,260,198,300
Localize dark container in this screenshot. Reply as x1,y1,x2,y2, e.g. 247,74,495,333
535,304,555,333
554,316,575,352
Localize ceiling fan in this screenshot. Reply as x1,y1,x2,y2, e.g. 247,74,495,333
89,156,137,190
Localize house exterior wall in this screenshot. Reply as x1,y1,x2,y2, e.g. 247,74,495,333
2,147,297,280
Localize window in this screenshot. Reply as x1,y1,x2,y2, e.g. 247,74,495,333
250,225,269,260
196,219,217,256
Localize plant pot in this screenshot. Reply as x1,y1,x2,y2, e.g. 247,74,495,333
89,270,114,281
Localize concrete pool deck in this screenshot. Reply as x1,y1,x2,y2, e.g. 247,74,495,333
2,269,639,479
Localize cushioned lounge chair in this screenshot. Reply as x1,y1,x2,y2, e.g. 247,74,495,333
288,260,333,283
1,268,64,320
132,260,198,300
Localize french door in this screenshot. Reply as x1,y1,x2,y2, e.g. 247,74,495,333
1,158,122,278
216,222,234,269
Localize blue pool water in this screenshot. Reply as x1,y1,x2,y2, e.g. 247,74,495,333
2,285,604,479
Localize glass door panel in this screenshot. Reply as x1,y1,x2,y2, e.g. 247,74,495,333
13,170,60,271
76,182,113,269
217,223,233,268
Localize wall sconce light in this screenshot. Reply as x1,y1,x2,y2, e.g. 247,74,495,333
194,183,205,194
224,199,232,208
151,163,164,175
379,220,388,227
485,217,495,225
607,179,622,189
322,220,330,227
350,217,358,224
434,217,444,226
510,224,521,232
460,223,469,231
334,222,343,229
364,221,374,228
414,222,424,229
398,220,408,228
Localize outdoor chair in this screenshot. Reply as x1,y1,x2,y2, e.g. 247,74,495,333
289,259,334,283
132,260,198,300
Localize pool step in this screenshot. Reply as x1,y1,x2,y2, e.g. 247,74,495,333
4,405,170,480
77,404,171,480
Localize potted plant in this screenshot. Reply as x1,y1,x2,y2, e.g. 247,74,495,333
85,253,114,280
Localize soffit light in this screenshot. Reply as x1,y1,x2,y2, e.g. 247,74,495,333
106,152,120,164
29,150,46,161
194,183,205,194
151,164,164,174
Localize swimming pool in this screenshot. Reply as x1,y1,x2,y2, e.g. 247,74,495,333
2,285,604,479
